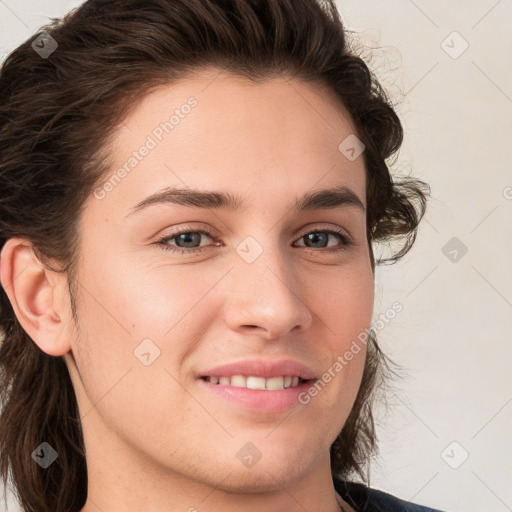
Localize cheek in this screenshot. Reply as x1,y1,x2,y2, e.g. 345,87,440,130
307,260,374,344
301,261,373,408
72,255,223,397
69,257,203,444
81,252,211,340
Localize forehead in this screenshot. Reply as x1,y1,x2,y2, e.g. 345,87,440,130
91,68,366,219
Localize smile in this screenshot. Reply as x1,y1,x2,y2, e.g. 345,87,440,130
201,375,307,390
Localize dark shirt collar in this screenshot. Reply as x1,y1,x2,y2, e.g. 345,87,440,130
333,476,445,512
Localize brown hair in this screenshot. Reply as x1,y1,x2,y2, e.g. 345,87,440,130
0,1,430,511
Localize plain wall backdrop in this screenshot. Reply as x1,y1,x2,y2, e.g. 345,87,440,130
1,1,511,511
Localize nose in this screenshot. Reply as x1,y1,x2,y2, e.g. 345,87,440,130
222,242,314,341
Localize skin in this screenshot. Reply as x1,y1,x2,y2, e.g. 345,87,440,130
0,68,374,512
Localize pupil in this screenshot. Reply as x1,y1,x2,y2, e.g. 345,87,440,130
179,233,199,248
307,232,327,248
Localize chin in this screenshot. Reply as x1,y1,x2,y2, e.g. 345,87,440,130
216,462,312,494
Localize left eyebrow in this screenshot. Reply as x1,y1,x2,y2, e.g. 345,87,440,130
124,184,366,218
294,185,366,214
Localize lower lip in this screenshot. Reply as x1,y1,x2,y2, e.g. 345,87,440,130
197,378,315,413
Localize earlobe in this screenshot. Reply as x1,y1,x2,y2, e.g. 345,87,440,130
0,237,71,356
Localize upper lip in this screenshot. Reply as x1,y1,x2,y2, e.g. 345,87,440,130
199,359,317,380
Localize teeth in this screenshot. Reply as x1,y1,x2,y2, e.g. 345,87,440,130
230,375,246,387
265,376,284,390
246,376,266,390
206,375,304,390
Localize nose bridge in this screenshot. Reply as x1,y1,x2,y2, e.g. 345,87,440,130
223,233,313,339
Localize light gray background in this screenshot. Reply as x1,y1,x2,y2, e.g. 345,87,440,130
0,1,511,511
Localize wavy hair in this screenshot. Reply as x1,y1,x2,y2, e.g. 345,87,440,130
0,1,430,511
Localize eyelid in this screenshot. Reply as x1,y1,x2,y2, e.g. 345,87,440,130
156,222,215,239
154,222,354,253
157,222,350,238
295,223,351,240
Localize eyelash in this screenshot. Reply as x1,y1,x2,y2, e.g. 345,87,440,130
154,223,353,255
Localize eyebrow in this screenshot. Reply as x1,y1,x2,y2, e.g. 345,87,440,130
125,184,366,218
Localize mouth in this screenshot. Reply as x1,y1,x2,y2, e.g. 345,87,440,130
200,375,311,390
197,374,316,413
196,358,318,412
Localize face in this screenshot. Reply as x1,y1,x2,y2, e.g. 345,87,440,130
63,68,374,493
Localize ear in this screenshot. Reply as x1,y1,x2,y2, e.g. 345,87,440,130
0,237,72,356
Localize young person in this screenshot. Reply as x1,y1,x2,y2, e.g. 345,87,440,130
0,1,440,511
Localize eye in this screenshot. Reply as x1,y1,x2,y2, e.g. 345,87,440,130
154,224,353,255
154,224,217,255
293,226,352,252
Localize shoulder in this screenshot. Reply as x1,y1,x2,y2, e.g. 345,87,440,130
361,486,446,512
333,477,448,512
